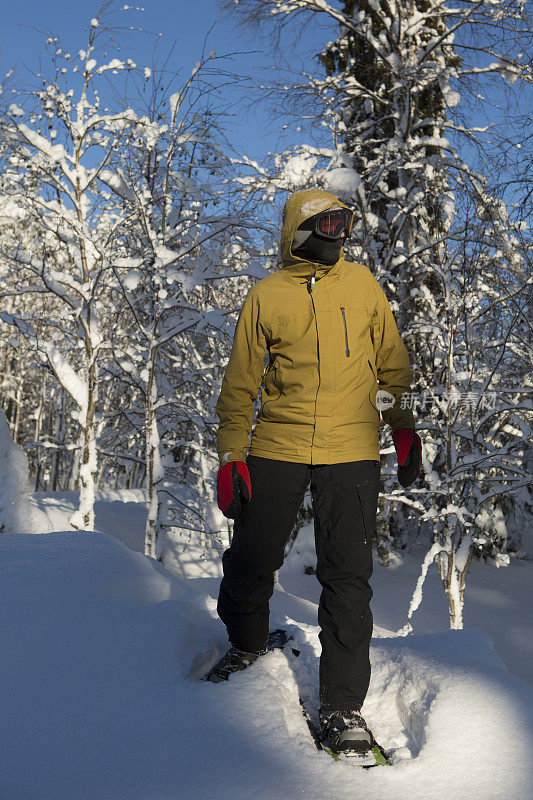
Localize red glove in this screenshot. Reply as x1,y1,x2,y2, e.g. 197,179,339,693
392,429,422,488
216,460,252,519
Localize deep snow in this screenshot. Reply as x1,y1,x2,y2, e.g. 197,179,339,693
1,525,533,800
29,489,533,686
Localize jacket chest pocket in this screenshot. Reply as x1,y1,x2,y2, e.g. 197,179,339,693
340,306,350,357
339,305,376,361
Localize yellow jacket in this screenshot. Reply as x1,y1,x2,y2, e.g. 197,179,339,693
215,189,416,465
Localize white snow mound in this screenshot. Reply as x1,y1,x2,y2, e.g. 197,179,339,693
0,410,41,533
0,533,532,800
322,166,361,198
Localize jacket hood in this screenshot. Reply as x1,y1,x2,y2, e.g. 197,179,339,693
280,188,353,279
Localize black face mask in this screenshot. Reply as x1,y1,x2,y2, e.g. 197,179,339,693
291,210,349,266
291,233,344,266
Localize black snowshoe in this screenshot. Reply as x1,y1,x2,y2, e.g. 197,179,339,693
299,700,390,767
203,629,290,683
319,709,373,755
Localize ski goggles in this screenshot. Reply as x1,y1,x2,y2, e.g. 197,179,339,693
314,208,353,240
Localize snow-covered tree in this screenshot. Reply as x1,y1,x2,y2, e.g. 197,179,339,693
104,55,272,559
0,202,79,494
0,7,163,530
395,216,531,629
0,5,273,556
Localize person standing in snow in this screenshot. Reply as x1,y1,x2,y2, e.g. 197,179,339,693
207,188,422,755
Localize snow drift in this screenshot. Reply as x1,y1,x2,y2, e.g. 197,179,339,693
1,532,531,800
0,410,40,534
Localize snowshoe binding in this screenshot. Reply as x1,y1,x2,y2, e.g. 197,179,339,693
203,629,290,683
318,708,389,767
320,709,373,753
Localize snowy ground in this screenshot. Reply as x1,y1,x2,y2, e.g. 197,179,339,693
1,491,531,799
30,490,533,686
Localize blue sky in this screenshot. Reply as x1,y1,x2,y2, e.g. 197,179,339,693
0,0,527,206
0,0,329,161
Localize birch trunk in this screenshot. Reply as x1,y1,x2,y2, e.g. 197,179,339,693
436,521,474,630
12,374,23,445
33,377,46,491
70,355,98,531
51,390,66,492
144,343,164,560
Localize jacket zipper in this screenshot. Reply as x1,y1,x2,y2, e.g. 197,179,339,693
367,359,376,379
309,289,320,452
340,307,350,357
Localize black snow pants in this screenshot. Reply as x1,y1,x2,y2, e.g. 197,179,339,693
217,455,380,713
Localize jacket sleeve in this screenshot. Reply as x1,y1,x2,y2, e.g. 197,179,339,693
215,288,268,465
373,281,416,431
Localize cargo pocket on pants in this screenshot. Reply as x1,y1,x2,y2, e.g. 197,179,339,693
354,479,380,546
